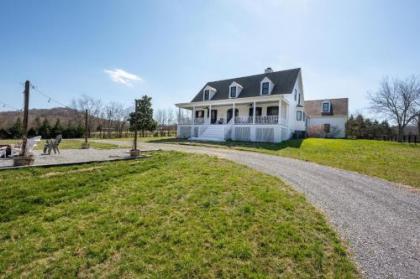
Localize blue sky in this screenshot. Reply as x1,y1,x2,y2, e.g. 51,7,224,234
1,0,419,115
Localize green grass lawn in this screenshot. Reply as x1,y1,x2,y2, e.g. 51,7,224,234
0,139,119,150
0,152,358,278
150,138,420,188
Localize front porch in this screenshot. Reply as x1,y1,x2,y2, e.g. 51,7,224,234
176,98,291,143
177,99,289,126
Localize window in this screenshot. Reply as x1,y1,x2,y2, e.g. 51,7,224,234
296,111,303,121
230,86,237,98
195,110,204,118
204,90,210,100
249,107,262,116
267,106,279,116
261,82,270,95
322,102,331,113
294,89,297,101
298,92,301,105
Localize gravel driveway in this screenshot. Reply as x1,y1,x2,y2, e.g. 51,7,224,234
144,142,420,279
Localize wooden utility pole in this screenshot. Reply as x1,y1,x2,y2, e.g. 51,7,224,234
81,109,90,149
85,109,89,144
20,80,30,156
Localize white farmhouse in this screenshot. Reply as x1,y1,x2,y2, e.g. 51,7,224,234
176,68,306,142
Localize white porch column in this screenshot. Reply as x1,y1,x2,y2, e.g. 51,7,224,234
232,103,235,124
278,99,282,125
178,107,181,124
192,106,195,125
209,104,212,124
252,101,256,124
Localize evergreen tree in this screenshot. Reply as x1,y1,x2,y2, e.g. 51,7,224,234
7,117,23,139
345,114,395,139
129,95,157,150
38,118,51,139
51,118,63,137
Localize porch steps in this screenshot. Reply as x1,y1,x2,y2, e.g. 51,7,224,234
190,125,226,142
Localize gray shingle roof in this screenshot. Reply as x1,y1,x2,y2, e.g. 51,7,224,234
191,68,300,102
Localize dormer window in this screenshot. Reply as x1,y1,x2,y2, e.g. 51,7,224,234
322,101,331,113
229,82,243,98
230,86,237,98
202,85,216,101
261,82,270,95
260,77,273,95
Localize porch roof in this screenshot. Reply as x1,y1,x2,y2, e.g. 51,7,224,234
176,94,288,109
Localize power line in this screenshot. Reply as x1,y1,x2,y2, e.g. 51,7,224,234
31,84,72,109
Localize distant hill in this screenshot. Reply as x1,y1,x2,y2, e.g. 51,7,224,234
0,107,84,129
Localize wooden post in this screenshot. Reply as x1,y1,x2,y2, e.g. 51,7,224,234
20,81,30,157
84,109,88,144
134,129,138,150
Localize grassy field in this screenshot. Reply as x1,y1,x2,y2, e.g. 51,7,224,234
0,152,358,278
149,138,420,188
0,139,119,150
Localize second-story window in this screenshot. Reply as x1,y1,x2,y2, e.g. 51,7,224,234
230,86,237,98
204,90,210,100
294,89,297,101
322,102,331,113
261,82,269,95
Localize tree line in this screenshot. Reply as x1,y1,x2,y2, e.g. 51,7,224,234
0,94,177,139
345,114,393,139
0,117,85,139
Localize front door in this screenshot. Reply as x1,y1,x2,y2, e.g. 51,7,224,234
211,110,218,124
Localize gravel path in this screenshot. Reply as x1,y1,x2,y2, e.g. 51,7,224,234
0,146,158,168
144,142,420,279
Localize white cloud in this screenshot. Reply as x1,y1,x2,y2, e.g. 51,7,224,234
104,68,142,86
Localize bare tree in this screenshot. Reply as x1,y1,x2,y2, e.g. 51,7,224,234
110,102,130,137
166,107,176,125
71,95,103,136
369,76,420,139
154,109,165,126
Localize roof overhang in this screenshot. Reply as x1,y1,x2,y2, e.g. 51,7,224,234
176,94,288,108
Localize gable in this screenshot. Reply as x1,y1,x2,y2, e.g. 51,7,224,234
191,68,300,102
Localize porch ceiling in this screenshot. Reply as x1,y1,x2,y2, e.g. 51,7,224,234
176,95,287,109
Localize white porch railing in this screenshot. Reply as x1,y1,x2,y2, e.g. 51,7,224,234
179,116,287,126
255,115,279,124
234,116,253,124
194,118,205,125
179,118,192,125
